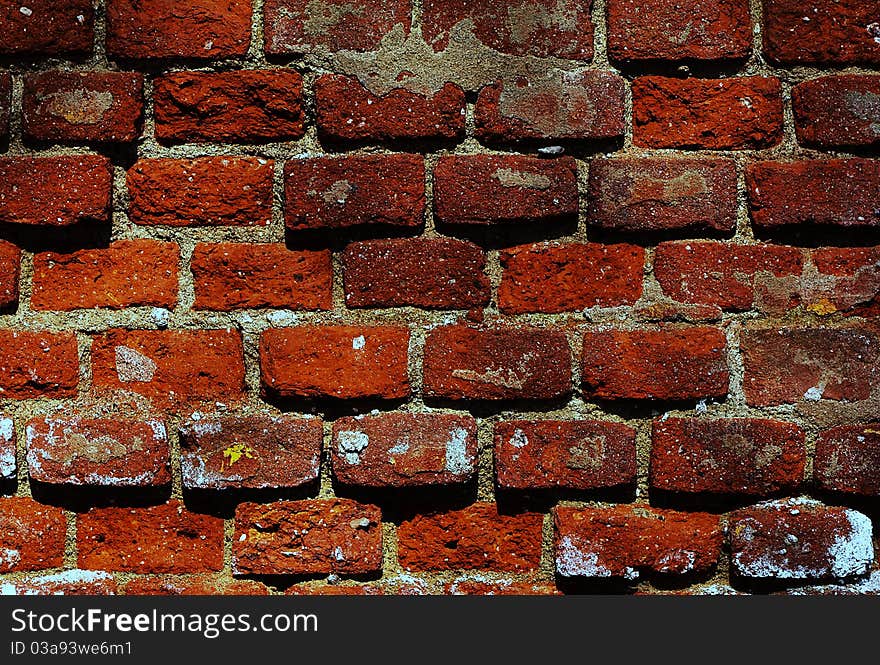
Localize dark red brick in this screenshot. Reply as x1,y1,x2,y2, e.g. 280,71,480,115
0,241,21,311
0,416,13,481
0,497,66,572
633,76,783,149
815,425,880,496
233,499,383,575
804,247,880,317
0,331,79,399
331,413,478,487
793,75,880,149
124,576,269,596
1,570,117,595
0,1,93,56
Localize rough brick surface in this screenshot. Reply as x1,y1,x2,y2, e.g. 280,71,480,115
0,416,13,480
26,417,170,487
0,241,21,311
78,501,224,573
633,76,783,149
0,0,93,55
192,243,332,311
1,570,117,596
397,503,543,571
260,326,410,400
554,505,723,579
792,76,880,150
154,70,304,143
651,418,806,495
0,331,79,399
808,247,880,317
815,425,880,496
343,238,490,309
581,327,729,401
494,420,637,491
0,497,66,572
0,156,112,226
331,413,478,487
233,499,383,575
23,71,144,143
180,415,322,490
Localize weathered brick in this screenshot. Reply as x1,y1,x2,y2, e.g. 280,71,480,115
260,326,410,400
423,326,572,401
792,76,880,149
0,497,65,573
747,159,880,230
494,420,637,491
180,415,322,490
284,155,425,232
587,157,738,235
26,417,170,487
0,156,112,226
741,326,880,406
650,417,806,495
0,0,93,56
106,0,251,60
581,327,729,401
434,155,578,227
264,0,410,54
0,241,21,311
763,0,880,65
124,576,269,596
192,243,332,311
316,75,466,143
398,503,543,571
233,499,383,575
807,247,880,317
127,157,273,227
0,416,13,481
78,501,224,573
0,570,117,595
499,242,645,313
445,578,560,595
31,240,179,311
331,413,478,487
342,238,489,309
0,331,79,399
23,71,143,143
730,498,874,580
653,241,804,312
0,73,11,138
154,70,304,143
91,329,246,408
815,425,880,496
634,76,783,149
608,0,751,63
475,71,626,144
422,0,593,59
554,504,723,579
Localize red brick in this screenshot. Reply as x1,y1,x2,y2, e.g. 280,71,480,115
792,76,880,149
730,498,874,580
763,0,880,65
741,326,880,406
499,242,645,313
260,326,410,400
284,155,425,232
804,247,880,317
581,327,729,401
316,75,466,143
0,497,66,572
0,241,21,311
0,1,93,56
633,76,783,149
0,73,10,138
422,0,593,60
654,241,804,312
331,413,478,487
154,70,304,143
554,505,723,579
747,159,880,230
0,416,13,480
434,155,578,227
233,499,383,575
91,329,246,408
127,157,273,227
475,72,626,144
23,71,143,143
264,0,410,54
650,417,806,496
816,425,880,496
445,578,560,595
607,0,751,63
0,156,112,226
494,420,637,491
78,501,224,573
398,503,543,571
31,240,178,311
124,576,269,596
0,331,79,399
192,243,332,311
587,157,738,235
1,570,117,595
343,238,489,309
106,0,251,60
423,326,572,401
180,414,322,490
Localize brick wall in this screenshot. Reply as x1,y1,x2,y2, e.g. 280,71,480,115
0,0,879,596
